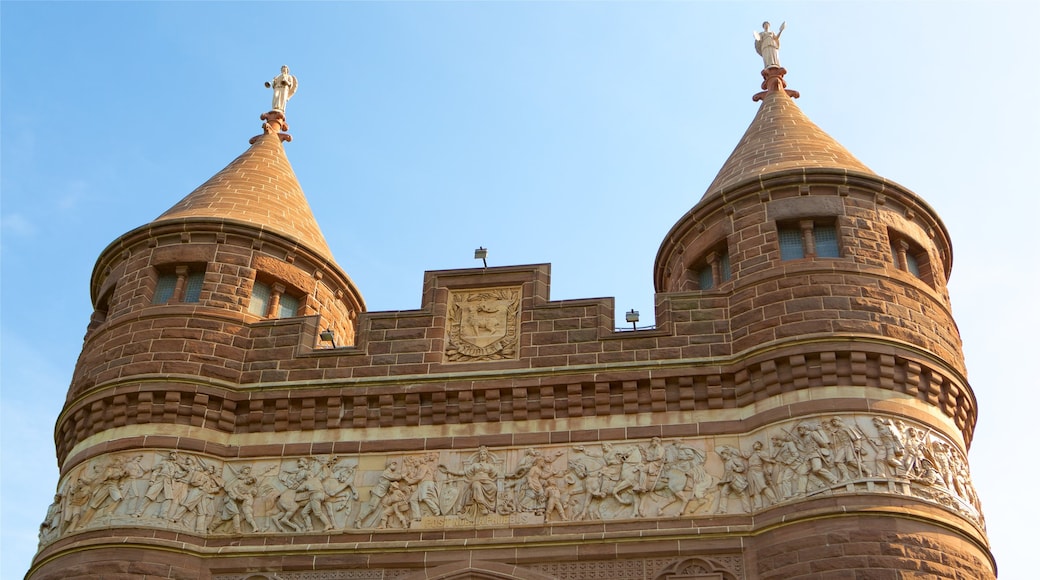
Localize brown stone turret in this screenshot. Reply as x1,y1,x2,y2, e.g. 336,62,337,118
68,126,364,403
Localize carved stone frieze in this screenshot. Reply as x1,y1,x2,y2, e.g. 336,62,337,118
445,287,521,361
37,413,984,549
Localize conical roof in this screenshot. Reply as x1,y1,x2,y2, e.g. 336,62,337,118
701,81,875,199
155,131,334,260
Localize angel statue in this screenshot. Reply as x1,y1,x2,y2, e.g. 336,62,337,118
753,21,786,69
265,65,298,112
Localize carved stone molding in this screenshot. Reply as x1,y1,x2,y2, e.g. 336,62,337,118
38,413,984,550
55,347,978,464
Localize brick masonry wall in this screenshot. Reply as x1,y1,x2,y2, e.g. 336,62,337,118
751,516,994,578
73,221,361,398
655,174,962,375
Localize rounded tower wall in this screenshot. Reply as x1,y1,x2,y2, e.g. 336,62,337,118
655,173,964,374
70,220,362,399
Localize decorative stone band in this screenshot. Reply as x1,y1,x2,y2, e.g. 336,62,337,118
55,347,977,464
38,413,983,550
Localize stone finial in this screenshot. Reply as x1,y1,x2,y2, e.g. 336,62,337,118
751,22,798,102
752,67,800,102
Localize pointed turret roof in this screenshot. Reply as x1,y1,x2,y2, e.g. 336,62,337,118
154,130,334,260
701,68,875,199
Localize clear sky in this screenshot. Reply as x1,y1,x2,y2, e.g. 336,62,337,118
2,1,1036,578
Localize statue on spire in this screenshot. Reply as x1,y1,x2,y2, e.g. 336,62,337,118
754,21,785,69
265,65,298,113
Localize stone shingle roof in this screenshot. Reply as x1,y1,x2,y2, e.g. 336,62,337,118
154,132,334,260
702,85,874,199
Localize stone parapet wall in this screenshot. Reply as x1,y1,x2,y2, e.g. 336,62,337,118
55,340,975,466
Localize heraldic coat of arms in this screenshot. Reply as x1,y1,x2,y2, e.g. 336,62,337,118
445,287,521,362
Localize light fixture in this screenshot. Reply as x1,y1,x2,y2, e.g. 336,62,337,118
319,328,337,348
626,309,640,331
474,247,488,268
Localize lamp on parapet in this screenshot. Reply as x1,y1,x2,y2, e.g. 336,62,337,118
626,309,640,331
319,328,337,348
474,247,488,268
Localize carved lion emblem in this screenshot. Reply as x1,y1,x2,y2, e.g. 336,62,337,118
445,287,521,362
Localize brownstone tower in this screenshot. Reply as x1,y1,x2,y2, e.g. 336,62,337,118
30,57,993,580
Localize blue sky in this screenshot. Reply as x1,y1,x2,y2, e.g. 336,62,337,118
2,1,1037,577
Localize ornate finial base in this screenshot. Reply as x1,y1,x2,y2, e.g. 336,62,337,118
250,111,293,144
752,67,800,102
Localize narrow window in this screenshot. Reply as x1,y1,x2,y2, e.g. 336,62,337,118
779,219,840,260
719,252,732,282
693,247,731,290
778,226,805,260
249,281,272,316
697,265,714,290
813,225,840,257
889,231,929,283
152,274,177,304
277,293,300,318
184,271,205,303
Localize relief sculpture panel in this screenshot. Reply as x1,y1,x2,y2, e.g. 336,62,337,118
444,287,521,362
37,413,984,547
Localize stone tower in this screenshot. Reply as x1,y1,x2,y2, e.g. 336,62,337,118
30,50,993,580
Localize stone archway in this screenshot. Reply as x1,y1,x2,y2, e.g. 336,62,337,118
652,556,742,580
398,560,558,580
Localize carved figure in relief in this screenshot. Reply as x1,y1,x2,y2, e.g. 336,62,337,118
377,481,412,529
637,437,666,493
794,422,840,492
509,448,565,515
602,443,645,513
713,446,751,514
901,426,929,480
870,416,906,476
827,417,872,480
38,494,63,545
210,466,255,533
563,449,602,520
119,455,148,516
265,65,297,112
650,442,713,516
272,457,335,532
132,451,190,520
403,453,441,520
753,21,785,69
543,476,568,521
953,460,980,509
441,446,501,516
79,457,128,527
324,461,359,527
744,441,779,509
769,434,802,499
170,457,223,532
929,441,957,490
62,476,91,532
355,459,403,528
